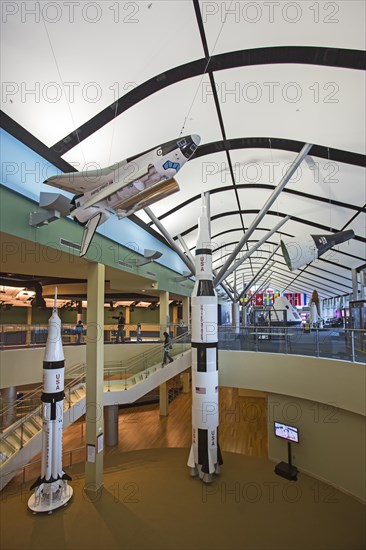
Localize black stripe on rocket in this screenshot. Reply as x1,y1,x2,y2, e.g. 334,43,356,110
197,429,223,473
191,343,223,473
192,342,218,372
41,360,65,421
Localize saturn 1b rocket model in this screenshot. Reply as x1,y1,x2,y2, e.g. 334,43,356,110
28,291,72,513
187,196,223,483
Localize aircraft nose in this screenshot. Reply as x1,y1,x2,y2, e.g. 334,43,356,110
191,134,201,146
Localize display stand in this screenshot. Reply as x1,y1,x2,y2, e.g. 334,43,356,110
274,441,298,481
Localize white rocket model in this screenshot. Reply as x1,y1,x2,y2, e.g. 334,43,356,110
28,290,72,513
31,135,200,257
187,196,223,483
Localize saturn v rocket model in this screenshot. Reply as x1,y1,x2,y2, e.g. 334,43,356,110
188,196,223,483
28,291,72,513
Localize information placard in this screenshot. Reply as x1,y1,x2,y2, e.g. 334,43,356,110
87,444,96,463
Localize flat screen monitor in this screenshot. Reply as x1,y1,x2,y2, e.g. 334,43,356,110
274,421,299,443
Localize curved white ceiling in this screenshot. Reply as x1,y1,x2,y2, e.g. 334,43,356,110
1,0,365,299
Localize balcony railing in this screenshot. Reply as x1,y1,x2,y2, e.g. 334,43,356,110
0,322,189,347
0,322,364,363
218,325,365,363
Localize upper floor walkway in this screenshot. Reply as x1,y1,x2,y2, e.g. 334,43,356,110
1,322,365,363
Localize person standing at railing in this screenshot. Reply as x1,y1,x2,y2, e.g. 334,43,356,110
112,312,125,343
136,323,142,343
162,331,173,366
74,320,84,345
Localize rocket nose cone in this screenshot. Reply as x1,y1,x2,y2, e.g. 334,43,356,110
191,134,201,146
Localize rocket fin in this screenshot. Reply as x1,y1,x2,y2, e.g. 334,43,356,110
187,445,195,468
208,450,215,474
80,213,102,257
30,476,44,491
62,472,72,481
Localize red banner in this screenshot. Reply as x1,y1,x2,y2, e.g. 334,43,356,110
255,293,264,306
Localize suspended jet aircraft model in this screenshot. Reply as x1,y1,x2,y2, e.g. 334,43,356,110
30,135,200,257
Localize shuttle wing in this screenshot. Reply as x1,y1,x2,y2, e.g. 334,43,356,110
44,159,150,211
44,158,129,194
80,165,150,210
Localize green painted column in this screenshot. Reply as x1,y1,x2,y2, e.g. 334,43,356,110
159,290,169,340
182,371,190,393
182,296,190,330
85,262,105,496
26,307,32,345
159,382,169,416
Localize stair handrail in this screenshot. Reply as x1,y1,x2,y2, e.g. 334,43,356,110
1,333,192,440
0,365,87,446
104,331,191,377
0,361,86,426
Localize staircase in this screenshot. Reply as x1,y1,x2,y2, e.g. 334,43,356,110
0,337,191,489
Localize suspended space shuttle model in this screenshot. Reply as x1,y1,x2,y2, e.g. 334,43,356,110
28,291,72,513
188,197,223,483
30,135,200,257
281,230,355,271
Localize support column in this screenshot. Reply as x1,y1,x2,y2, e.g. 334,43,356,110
77,301,83,323
26,307,32,345
360,270,366,300
352,268,359,301
182,371,190,393
232,302,240,335
85,262,105,495
1,386,17,428
159,291,169,340
125,307,130,340
104,405,119,447
172,304,179,325
182,296,190,330
241,304,247,327
159,382,169,416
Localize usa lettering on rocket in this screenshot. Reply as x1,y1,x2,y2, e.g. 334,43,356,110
187,196,223,483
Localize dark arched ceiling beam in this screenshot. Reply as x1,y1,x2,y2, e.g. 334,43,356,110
51,46,366,155
193,137,365,167
180,209,366,244
152,183,364,227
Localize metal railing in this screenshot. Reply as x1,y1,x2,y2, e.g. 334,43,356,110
0,333,191,462
0,362,86,429
104,332,191,390
0,322,189,348
1,325,364,490
0,365,87,465
218,325,365,363
1,324,364,465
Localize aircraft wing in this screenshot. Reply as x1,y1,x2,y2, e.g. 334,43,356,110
44,158,129,194
80,164,150,209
